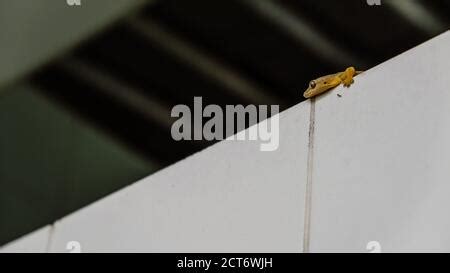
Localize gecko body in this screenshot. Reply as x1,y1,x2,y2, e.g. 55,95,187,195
303,67,363,98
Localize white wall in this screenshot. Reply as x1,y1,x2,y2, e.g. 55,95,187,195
1,30,449,253
310,30,450,252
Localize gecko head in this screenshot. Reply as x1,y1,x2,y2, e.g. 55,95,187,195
303,79,335,98
303,80,316,98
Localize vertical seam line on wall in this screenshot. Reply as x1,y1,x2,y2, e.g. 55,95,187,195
45,224,55,253
303,98,315,253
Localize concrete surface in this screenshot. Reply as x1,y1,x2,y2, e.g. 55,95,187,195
1,30,449,253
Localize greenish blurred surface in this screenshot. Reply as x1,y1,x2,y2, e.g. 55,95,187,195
0,0,146,90
0,85,156,246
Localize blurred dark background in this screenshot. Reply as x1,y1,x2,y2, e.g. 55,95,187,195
0,0,449,245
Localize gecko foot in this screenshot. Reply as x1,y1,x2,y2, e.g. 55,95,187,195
343,78,354,87
342,66,356,87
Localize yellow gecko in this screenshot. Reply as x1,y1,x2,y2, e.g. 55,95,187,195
303,67,363,98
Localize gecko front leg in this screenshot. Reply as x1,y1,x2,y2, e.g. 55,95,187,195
340,66,356,87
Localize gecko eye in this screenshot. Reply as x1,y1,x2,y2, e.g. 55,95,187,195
309,81,316,89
